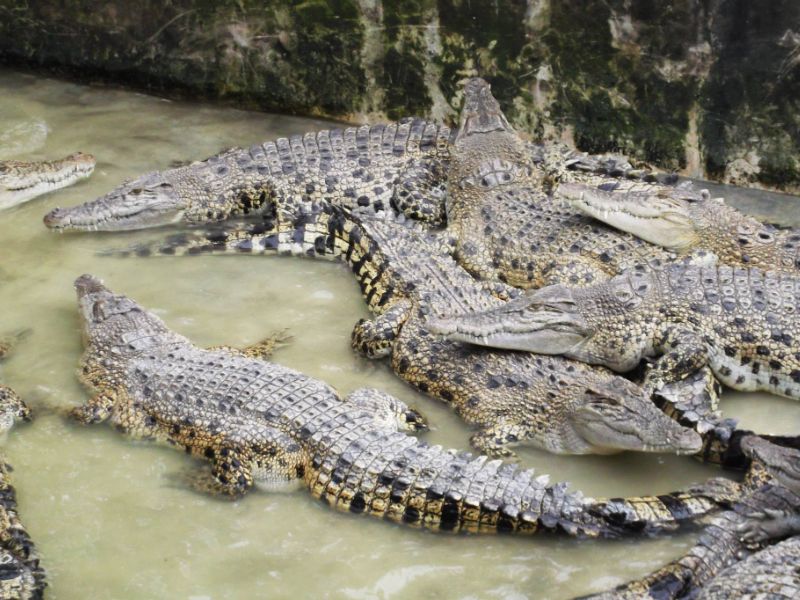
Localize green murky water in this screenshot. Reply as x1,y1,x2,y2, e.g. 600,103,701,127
1,69,799,599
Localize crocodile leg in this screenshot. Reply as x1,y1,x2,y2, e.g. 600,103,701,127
739,508,800,543
70,391,117,424
344,388,427,432
209,329,293,361
392,157,448,225
351,300,412,359
469,420,527,458
644,326,709,393
187,446,255,498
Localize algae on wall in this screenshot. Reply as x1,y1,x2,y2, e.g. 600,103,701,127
0,0,798,192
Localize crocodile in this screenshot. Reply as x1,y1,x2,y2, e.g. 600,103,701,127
441,78,681,289
580,437,800,599
43,118,454,231
70,273,746,538
428,261,800,402
560,180,800,275
1,153,95,210
0,336,45,600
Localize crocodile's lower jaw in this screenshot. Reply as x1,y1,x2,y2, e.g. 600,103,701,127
573,200,697,251
44,207,186,231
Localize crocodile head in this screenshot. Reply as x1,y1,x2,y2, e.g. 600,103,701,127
45,167,198,231
75,274,175,356
742,435,800,494
428,285,593,356
559,181,713,252
450,78,535,194
428,279,650,373
568,378,702,455
1,152,95,209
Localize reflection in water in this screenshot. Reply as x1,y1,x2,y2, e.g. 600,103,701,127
0,69,797,599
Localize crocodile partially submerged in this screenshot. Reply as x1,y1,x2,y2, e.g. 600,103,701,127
0,336,45,600
581,437,800,599
71,273,745,537
1,152,95,210
429,261,800,401
561,180,800,274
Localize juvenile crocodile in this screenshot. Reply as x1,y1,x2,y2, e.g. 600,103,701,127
561,180,800,275
43,119,454,231
581,438,800,599
70,273,743,537
438,78,680,289
0,337,45,600
1,152,95,210
429,261,800,401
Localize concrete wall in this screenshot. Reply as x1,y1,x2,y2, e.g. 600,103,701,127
1,0,799,191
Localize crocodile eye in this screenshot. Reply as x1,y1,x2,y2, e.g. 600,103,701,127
131,188,143,195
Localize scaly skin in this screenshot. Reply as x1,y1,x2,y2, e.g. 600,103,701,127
429,262,800,401
71,273,745,538
562,180,800,274
0,341,44,600
444,78,678,289
1,153,95,210
43,119,453,231
581,440,800,599
121,207,711,458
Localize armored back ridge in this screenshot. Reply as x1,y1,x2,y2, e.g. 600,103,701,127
71,274,745,538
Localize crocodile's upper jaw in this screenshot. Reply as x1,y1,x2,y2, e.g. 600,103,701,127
455,78,515,142
0,152,95,209
560,182,701,252
428,308,592,356
45,172,187,231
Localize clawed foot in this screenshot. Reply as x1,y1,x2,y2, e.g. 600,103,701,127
241,329,293,361
741,435,800,494
738,508,796,545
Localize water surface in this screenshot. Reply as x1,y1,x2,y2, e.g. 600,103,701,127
1,69,798,599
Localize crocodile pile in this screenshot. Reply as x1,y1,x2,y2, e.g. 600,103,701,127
16,75,800,597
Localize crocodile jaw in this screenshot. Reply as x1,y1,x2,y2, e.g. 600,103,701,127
560,182,700,252
573,386,704,455
45,172,186,231
0,152,95,209
427,308,592,356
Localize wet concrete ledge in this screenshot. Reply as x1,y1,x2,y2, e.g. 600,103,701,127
1,1,799,194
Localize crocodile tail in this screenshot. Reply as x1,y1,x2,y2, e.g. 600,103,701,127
308,432,735,538
103,202,398,262
579,483,800,599
586,476,743,537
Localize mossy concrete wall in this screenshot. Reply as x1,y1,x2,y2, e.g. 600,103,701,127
1,0,799,191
